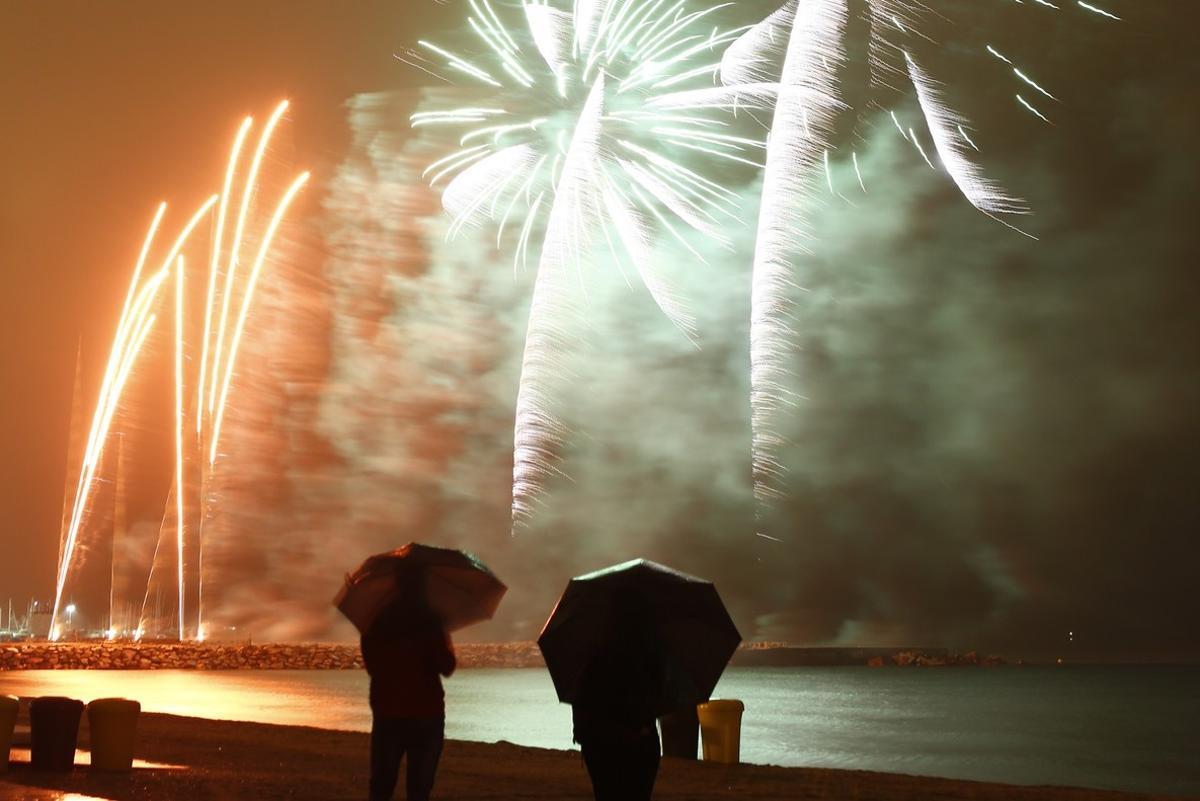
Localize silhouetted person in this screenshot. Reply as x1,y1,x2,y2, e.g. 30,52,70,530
361,572,456,801
571,600,664,801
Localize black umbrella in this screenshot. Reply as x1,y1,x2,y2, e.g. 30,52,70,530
334,543,506,634
538,559,741,710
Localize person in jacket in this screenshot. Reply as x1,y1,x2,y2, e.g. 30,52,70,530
571,605,664,801
361,570,456,801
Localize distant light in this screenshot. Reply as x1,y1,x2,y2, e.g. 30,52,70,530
65,604,77,615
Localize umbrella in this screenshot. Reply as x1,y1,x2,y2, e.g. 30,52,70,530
538,559,741,710
334,543,506,634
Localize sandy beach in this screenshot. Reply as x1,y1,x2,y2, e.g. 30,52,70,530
1,706,1189,801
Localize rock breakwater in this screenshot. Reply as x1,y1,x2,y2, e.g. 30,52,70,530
1,641,1004,670
0,641,548,670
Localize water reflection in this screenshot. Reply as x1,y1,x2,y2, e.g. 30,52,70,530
8,747,184,770
2,666,1198,796
0,793,118,801
0,670,373,730
0,668,574,742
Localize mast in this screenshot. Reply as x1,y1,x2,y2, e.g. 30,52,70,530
109,433,127,635
57,338,86,577
139,482,177,639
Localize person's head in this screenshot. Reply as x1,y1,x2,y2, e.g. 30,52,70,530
368,566,444,636
393,563,428,612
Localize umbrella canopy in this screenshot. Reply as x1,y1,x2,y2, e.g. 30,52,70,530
334,543,506,634
538,559,741,710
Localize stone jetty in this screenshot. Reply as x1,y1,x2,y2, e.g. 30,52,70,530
0,641,1006,670
0,641,547,670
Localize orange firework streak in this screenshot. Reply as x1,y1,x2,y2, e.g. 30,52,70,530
51,101,309,642
196,106,307,639
208,100,290,418
51,196,217,638
198,116,254,435
209,170,311,465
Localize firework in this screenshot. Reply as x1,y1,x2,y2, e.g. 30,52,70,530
52,103,308,640
414,0,1118,536
725,0,1115,535
208,170,312,465
711,0,847,531
198,117,253,435
51,196,215,638
412,0,760,525
207,101,291,425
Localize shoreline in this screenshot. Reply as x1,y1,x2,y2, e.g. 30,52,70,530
0,708,1187,801
1,641,1013,670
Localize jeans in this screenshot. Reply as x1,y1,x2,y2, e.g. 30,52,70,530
580,727,661,801
369,716,445,801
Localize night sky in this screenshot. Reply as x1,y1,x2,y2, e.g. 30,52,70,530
1,1,1196,660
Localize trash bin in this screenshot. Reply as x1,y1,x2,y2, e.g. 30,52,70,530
659,705,700,759
30,696,84,772
86,698,140,772
697,699,744,764
0,695,19,773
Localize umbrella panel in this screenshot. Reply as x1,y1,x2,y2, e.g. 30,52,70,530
334,573,397,634
539,572,740,707
336,545,507,635
425,565,506,631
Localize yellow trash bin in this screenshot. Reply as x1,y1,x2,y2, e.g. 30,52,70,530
0,695,18,773
86,698,140,772
697,699,744,764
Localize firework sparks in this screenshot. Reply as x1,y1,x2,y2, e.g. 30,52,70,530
52,103,308,640
1078,1,1120,21
413,0,759,526
209,170,312,465
51,195,216,638
412,0,1117,537
198,116,253,435
724,0,1115,536
716,0,846,529
208,101,291,421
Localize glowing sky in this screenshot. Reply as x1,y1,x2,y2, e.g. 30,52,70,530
1,1,1196,659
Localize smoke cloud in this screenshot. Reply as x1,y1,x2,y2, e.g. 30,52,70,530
194,21,1196,659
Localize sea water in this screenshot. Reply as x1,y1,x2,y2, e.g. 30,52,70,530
2,665,1197,796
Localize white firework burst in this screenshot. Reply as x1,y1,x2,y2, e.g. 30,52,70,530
409,0,1121,536
410,0,760,527
720,0,1119,536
